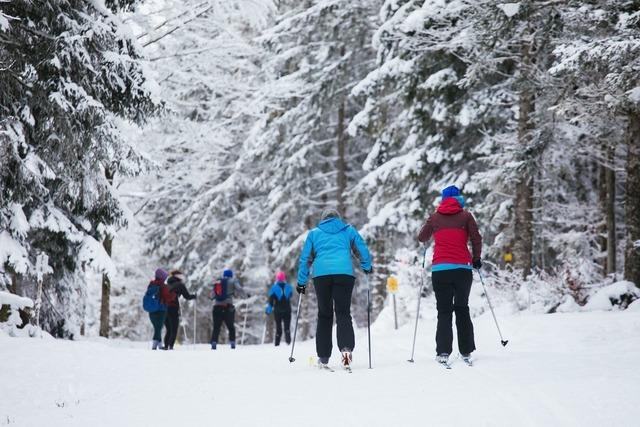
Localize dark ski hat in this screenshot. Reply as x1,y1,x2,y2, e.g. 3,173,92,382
223,269,233,278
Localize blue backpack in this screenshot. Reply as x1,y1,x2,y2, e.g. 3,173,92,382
143,284,166,312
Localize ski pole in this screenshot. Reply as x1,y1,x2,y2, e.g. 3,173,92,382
476,269,508,347
240,300,249,345
261,315,267,345
289,292,304,363
366,273,372,369
193,295,197,346
408,247,427,363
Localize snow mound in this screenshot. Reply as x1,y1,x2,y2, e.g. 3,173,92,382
556,295,581,313
627,299,640,312
584,281,640,311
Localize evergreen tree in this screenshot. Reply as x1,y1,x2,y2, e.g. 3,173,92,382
0,0,158,336
245,0,381,330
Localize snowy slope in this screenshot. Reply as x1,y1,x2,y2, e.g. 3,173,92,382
1,310,639,426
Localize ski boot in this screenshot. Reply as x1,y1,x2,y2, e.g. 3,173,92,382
460,353,473,366
152,340,161,350
341,349,353,373
317,357,333,372
211,341,217,350
230,341,236,349
436,353,451,369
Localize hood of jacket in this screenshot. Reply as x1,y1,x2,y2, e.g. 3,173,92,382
317,217,350,234
437,197,464,215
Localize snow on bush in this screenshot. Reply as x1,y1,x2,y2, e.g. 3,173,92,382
583,281,640,311
497,3,520,18
0,290,41,337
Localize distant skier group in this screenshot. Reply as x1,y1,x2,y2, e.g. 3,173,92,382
143,185,482,370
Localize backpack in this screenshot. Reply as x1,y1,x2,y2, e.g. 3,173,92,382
143,284,166,312
213,278,229,302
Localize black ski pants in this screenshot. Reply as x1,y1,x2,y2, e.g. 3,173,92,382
432,268,476,355
164,307,180,349
211,304,236,343
314,274,355,359
274,311,291,346
149,311,166,342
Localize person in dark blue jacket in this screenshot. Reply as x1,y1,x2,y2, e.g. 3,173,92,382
297,208,372,370
265,271,293,346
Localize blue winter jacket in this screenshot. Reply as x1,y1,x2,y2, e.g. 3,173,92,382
297,217,372,286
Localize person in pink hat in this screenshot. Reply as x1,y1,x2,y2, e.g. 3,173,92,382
265,271,294,346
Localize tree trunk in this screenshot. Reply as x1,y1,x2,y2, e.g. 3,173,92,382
598,160,608,273
605,144,616,276
513,86,535,279
99,167,115,338
624,112,640,287
5,264,21,296
336,98,347,217
513,32,536,280
99,235,112,338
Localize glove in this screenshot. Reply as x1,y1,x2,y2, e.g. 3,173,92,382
265,305,273,315
296,284,306,295
473,259,482,269
363,267,373,275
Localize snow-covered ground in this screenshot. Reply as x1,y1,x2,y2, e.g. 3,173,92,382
1,310,639,427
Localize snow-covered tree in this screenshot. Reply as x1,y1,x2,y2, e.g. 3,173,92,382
348,0,508,292
0,0,158,337
243,0,382,331
550,2,640,287
116,0,276,343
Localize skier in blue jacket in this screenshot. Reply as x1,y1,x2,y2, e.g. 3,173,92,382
297,208,372,370
265,271,293,346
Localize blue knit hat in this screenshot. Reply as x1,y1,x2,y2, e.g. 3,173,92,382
223,269,233,278
441,185,460,199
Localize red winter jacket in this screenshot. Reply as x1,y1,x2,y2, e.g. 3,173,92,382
417,198,482,266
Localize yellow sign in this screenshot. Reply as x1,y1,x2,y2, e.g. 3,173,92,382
504,252,513,263
386,276,399,294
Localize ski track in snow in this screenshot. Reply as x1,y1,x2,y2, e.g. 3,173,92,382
1,311,639,427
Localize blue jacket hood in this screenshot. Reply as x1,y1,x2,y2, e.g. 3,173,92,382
317,217,349,234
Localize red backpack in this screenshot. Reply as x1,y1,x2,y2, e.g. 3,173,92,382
213,278,229,302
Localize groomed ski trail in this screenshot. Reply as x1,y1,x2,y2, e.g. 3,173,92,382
1,310,639,427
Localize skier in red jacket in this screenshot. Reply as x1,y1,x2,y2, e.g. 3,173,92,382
418,185,482,365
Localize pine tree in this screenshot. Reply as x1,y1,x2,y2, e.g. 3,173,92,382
348,0,506,292
550,1,640,287
0,0,158,336
244,0,381,330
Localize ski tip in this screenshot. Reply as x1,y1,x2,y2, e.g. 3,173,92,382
501,340,509,347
